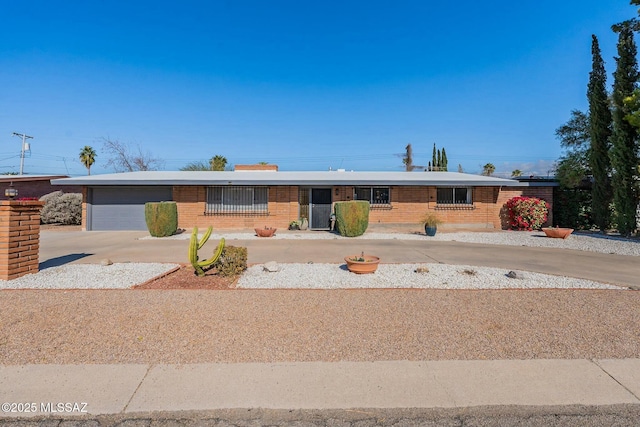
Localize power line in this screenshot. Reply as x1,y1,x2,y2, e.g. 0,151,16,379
12,132,33,175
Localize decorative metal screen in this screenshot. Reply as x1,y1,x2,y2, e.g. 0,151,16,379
354,187,390,205
436,187,472,205
206,186,268,215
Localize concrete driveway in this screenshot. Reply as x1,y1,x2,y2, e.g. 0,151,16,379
38,230,640,288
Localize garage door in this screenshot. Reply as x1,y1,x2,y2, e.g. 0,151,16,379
89,186,173,231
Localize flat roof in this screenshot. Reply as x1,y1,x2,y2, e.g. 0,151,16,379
51,171,528,187
0,174,69,183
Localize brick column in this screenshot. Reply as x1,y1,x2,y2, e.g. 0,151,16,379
0,200,45,280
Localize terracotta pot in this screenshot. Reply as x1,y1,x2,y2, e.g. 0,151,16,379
344,255,380,274
542,227,574,239
255,227,276,237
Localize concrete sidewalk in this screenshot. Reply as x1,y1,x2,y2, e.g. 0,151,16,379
1,359,639,417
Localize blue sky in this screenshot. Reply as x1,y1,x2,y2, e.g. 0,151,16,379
0,1,636,177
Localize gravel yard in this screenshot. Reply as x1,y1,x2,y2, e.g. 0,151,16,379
1,289,638,364
2,230,636,289
237,263,621,290
1,230,638,365
145,229,640,257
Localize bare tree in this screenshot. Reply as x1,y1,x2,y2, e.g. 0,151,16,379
101,138,164,172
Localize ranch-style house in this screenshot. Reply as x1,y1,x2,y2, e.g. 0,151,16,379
51,165,555,231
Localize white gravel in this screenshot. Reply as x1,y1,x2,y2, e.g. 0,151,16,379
144,230,640,257
237,263,621,290
3,230,635,290
0,263,179,290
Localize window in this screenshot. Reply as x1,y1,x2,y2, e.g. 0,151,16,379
354,187,390,205
206,186,268,215
436,187,472,205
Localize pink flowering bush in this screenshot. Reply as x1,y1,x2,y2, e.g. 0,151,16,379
505,196,548,231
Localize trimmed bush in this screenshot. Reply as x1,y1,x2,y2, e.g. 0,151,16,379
39,191,82,225
505,196,549,231
144,201,178,237
334,201,370,237
213,245,247,277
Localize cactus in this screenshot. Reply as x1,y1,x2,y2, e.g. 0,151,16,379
189,226,225,276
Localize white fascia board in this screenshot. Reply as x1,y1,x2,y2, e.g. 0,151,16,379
51,171,523,187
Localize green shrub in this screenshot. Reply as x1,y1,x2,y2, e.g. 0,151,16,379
334,201,370,237
553,186,594,230
39,191,82,225
213,245,248,277
505,196,548,231
144,201,178,237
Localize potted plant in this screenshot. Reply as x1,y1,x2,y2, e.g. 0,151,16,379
542,226,574,239
421,212,442,236
255,226,277,237
289,220,300,230
344,252,380,274
299,217,309,230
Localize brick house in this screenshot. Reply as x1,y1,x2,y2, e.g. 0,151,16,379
52,167,555,231
0,175,82,200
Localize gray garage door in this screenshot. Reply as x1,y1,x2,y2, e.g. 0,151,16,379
88,186,173,231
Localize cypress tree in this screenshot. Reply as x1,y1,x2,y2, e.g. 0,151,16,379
442,147,448,171
436,149,441,170
610,24,639,236
432,143,437,170
588,35,613,232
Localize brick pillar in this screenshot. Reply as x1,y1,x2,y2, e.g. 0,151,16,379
0,200,45,280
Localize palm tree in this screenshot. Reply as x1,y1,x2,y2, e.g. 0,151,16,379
482,163,495,176
210,155,228,171
511,169,523,178
79,146,97,175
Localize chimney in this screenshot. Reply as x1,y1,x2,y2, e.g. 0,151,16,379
234,164,278,172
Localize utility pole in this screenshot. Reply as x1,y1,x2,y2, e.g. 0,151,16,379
12,132,33,175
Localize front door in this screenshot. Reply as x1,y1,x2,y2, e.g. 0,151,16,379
310,188,332,230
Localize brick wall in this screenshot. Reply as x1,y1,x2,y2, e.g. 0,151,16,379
0,180,81,200
171,184,555,230
0,200,44,280
173,185,299,230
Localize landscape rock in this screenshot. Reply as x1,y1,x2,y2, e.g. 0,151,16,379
100,259,113,266
415,266,429,274
506,270,520,279
263,261,280,272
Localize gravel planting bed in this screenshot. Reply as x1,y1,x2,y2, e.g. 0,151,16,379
237,263,621,290
0,262,623,290
144,230,640,257
0,263,179,289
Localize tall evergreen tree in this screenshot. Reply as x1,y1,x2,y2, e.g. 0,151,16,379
441,148,448,171
436,149,441,171
432,143,437,170
588,35,613,232
610,23,639,235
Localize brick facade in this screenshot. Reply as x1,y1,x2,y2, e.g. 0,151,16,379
0,176,81,201
171,185,554,230
0,200,44,280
